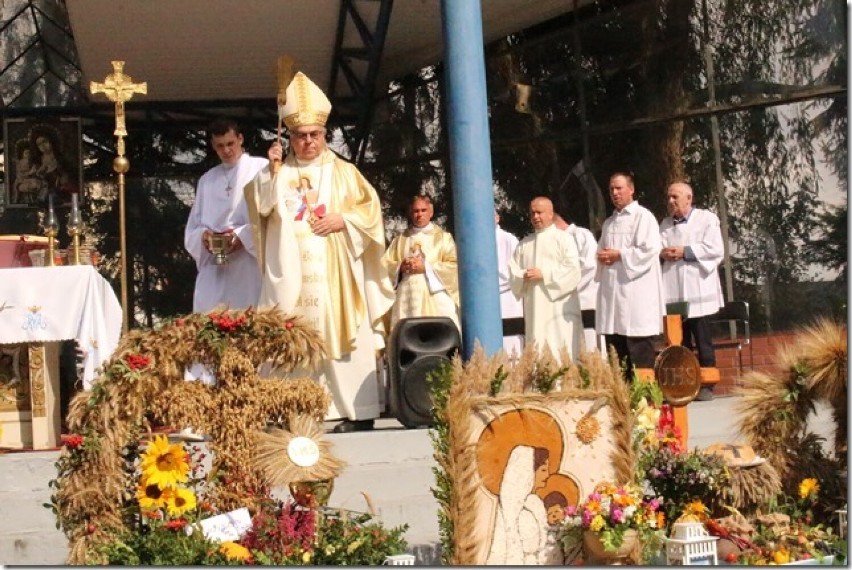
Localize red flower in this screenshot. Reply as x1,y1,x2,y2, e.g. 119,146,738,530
143,510,163,519
165,519,188,530
176,318,184,326
64,434,84,449
124,353,151,370
285,321,294,330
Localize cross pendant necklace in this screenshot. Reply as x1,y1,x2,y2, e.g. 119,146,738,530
222,165,237,195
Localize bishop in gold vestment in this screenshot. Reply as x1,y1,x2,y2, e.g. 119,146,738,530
245,72,394,432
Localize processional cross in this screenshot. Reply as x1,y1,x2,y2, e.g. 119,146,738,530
89,61,147,334
90,61,148,146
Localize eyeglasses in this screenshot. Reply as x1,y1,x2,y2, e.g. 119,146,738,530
290,130,326,142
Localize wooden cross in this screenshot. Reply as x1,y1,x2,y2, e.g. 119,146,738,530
90,61,147,138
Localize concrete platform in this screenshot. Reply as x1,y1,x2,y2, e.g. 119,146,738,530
0,396,837,565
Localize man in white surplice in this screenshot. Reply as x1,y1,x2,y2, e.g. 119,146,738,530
509,197,582,362
596,172,664,379
554,212,600,353
184,117,267,313
660,181,725,400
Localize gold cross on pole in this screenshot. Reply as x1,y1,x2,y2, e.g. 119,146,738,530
90,61,147,139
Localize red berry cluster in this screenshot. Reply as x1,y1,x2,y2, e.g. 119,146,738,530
209,312,247,333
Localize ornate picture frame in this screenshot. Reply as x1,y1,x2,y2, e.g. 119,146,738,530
3,117,82,208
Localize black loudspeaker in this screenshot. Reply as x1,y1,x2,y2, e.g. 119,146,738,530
388,317,461,428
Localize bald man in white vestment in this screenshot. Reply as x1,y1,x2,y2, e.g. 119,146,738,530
660,181,725,400
509,197,583,362
383,194,460,331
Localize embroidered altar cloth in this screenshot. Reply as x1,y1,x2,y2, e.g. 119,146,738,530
0,265,122,388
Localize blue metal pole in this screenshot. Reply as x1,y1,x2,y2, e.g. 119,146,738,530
440,0,502,358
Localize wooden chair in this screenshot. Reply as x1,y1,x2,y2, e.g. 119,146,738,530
709,301,753,377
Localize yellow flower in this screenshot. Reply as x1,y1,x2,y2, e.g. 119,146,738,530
140,435,189,489
684,499,708,518
589,514,606,532
799,478,820,500
137,479,173,510
219,541,252,562
586,499,602,514
635,399,661,431
166,486,197,517
772,549,790,564
302,551,312,563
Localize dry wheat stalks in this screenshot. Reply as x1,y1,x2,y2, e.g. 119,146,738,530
722,462,782,515
734,318,847,484
55,307,331,563
254,414,346,487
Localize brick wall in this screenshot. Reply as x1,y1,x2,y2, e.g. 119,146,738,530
714,331,797,396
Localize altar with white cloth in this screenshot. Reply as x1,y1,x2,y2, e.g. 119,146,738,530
0,265,122,449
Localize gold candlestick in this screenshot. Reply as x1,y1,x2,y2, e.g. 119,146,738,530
45,226,58,267
90,61,147,333
68,193,82,265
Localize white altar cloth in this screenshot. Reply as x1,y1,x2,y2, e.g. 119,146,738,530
0,265,123,388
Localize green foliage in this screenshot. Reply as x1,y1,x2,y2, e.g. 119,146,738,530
426,362,454,565
489,365,508,396
532,363,568,393
93,521,224,565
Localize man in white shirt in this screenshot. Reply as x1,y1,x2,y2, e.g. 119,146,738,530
184,117,267,313
596,172,665,379
494,209,524,356
509,197,582,362
660,181,725,400
383,194,460,331
554,212,600,353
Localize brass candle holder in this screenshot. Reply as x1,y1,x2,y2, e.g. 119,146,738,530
44,198,59,267
67,194,83,265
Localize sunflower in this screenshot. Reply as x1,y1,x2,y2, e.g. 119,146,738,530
140,435,189,489
136,479,173,510
165,486,197,517
219,541,252,562
798,478,820,500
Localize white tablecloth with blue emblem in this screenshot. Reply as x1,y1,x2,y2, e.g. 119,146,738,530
0,265,122,389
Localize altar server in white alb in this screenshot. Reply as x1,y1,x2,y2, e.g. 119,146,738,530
509,197,582,362
660,181,725,400
554,211,600,353
596,172,664,378
382,194,460,331
185,117,267,313
494,209,524,356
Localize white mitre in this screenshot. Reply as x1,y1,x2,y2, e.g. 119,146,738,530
279,72,332,130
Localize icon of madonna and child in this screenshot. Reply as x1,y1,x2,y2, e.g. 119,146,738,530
468,404,619,565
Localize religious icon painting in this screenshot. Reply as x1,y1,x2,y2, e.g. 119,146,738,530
3,117,82,208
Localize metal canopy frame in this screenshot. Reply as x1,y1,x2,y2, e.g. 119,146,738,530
328,0,395,162
0,0,393,164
